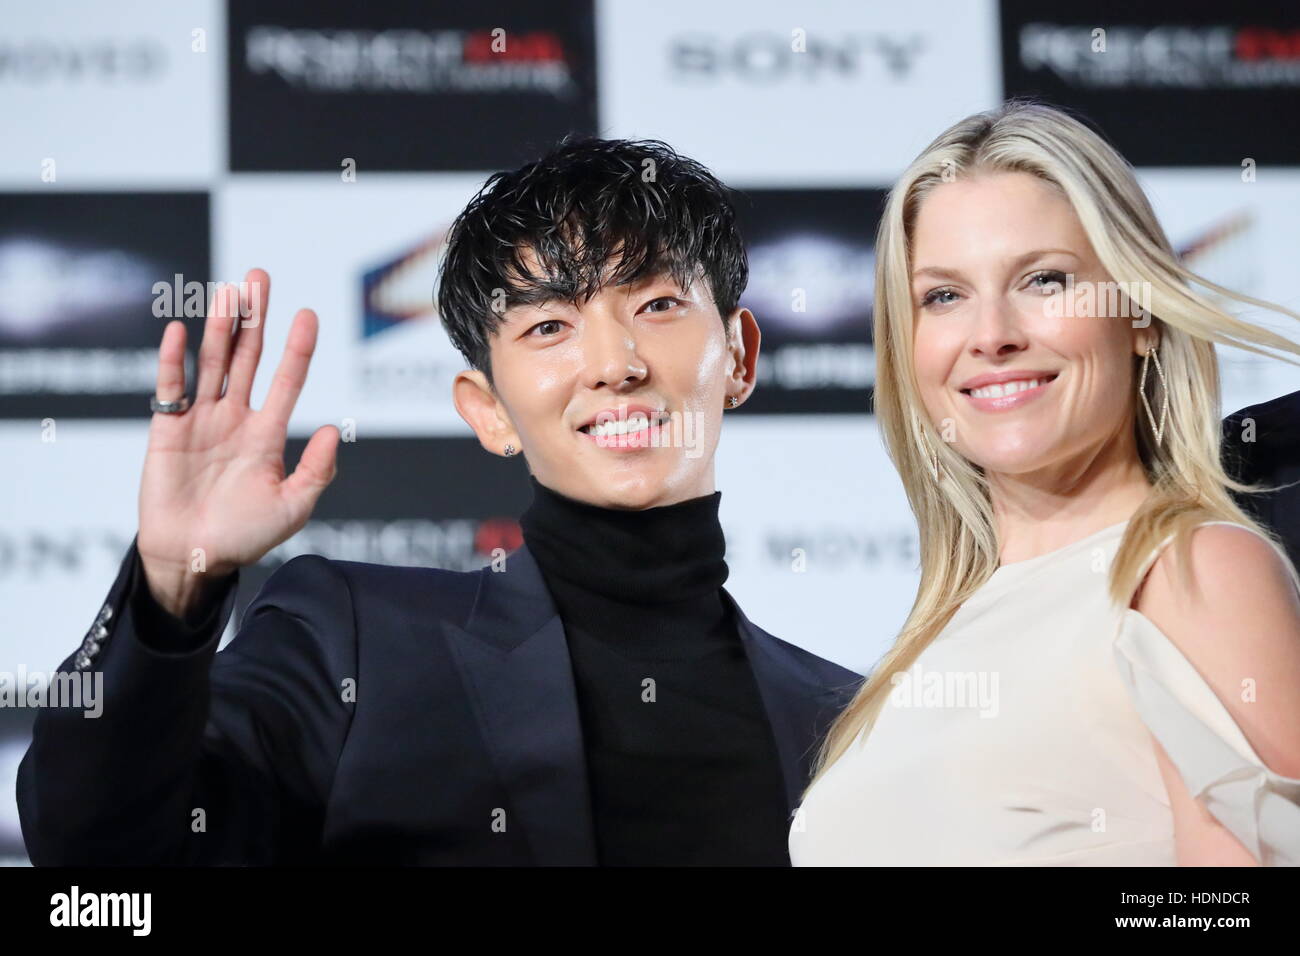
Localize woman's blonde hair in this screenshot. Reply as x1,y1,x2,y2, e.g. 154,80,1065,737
808,100,1300,788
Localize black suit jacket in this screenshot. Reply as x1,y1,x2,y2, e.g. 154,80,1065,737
1224,389,1300,572
18,537,863,866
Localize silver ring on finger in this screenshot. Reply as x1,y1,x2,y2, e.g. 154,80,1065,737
150,394,191,415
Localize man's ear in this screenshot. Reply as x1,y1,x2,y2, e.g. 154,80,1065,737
453,369,520,457
725,308,761,407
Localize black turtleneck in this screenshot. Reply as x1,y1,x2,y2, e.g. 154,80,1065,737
518,475,790,866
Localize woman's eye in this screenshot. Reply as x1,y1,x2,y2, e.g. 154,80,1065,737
641,296,680,314
921,288,960,308
1027,270,1068,293
527,320,565,337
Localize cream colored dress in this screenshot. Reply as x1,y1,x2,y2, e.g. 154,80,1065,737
789,520,1300,866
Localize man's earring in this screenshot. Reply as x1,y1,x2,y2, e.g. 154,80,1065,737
1138,343,1168,447
727,396,740,408
503,443,518,457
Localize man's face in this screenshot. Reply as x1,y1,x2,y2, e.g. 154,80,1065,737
463,269,756,509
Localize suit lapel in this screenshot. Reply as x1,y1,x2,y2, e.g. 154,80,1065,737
724,589,852,814
439,544,848,863
440,544,597,866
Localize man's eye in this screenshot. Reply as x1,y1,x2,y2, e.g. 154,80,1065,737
526,320,565,337
641,296,680,314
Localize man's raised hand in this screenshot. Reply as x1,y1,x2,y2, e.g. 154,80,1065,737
136,268,340,620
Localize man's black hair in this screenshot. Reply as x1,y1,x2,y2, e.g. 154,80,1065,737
436,137,749,384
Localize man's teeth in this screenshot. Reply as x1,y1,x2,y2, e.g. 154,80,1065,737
968,378,1050,399
583,416,666,437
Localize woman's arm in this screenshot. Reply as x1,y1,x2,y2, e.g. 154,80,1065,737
1133,523,1300,865
1150,734,1258,865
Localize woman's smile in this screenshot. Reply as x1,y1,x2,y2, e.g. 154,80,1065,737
958,370,1061,412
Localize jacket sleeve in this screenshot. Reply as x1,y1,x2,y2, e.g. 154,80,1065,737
16,536,358,865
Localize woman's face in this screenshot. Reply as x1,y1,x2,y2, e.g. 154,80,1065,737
909,171,1151,478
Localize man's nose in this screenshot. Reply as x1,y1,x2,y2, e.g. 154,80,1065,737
582,316,648,389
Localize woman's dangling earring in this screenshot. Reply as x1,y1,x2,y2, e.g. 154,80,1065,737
1138,342,1168,447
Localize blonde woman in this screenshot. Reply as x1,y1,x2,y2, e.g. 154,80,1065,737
791,101,1300,866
